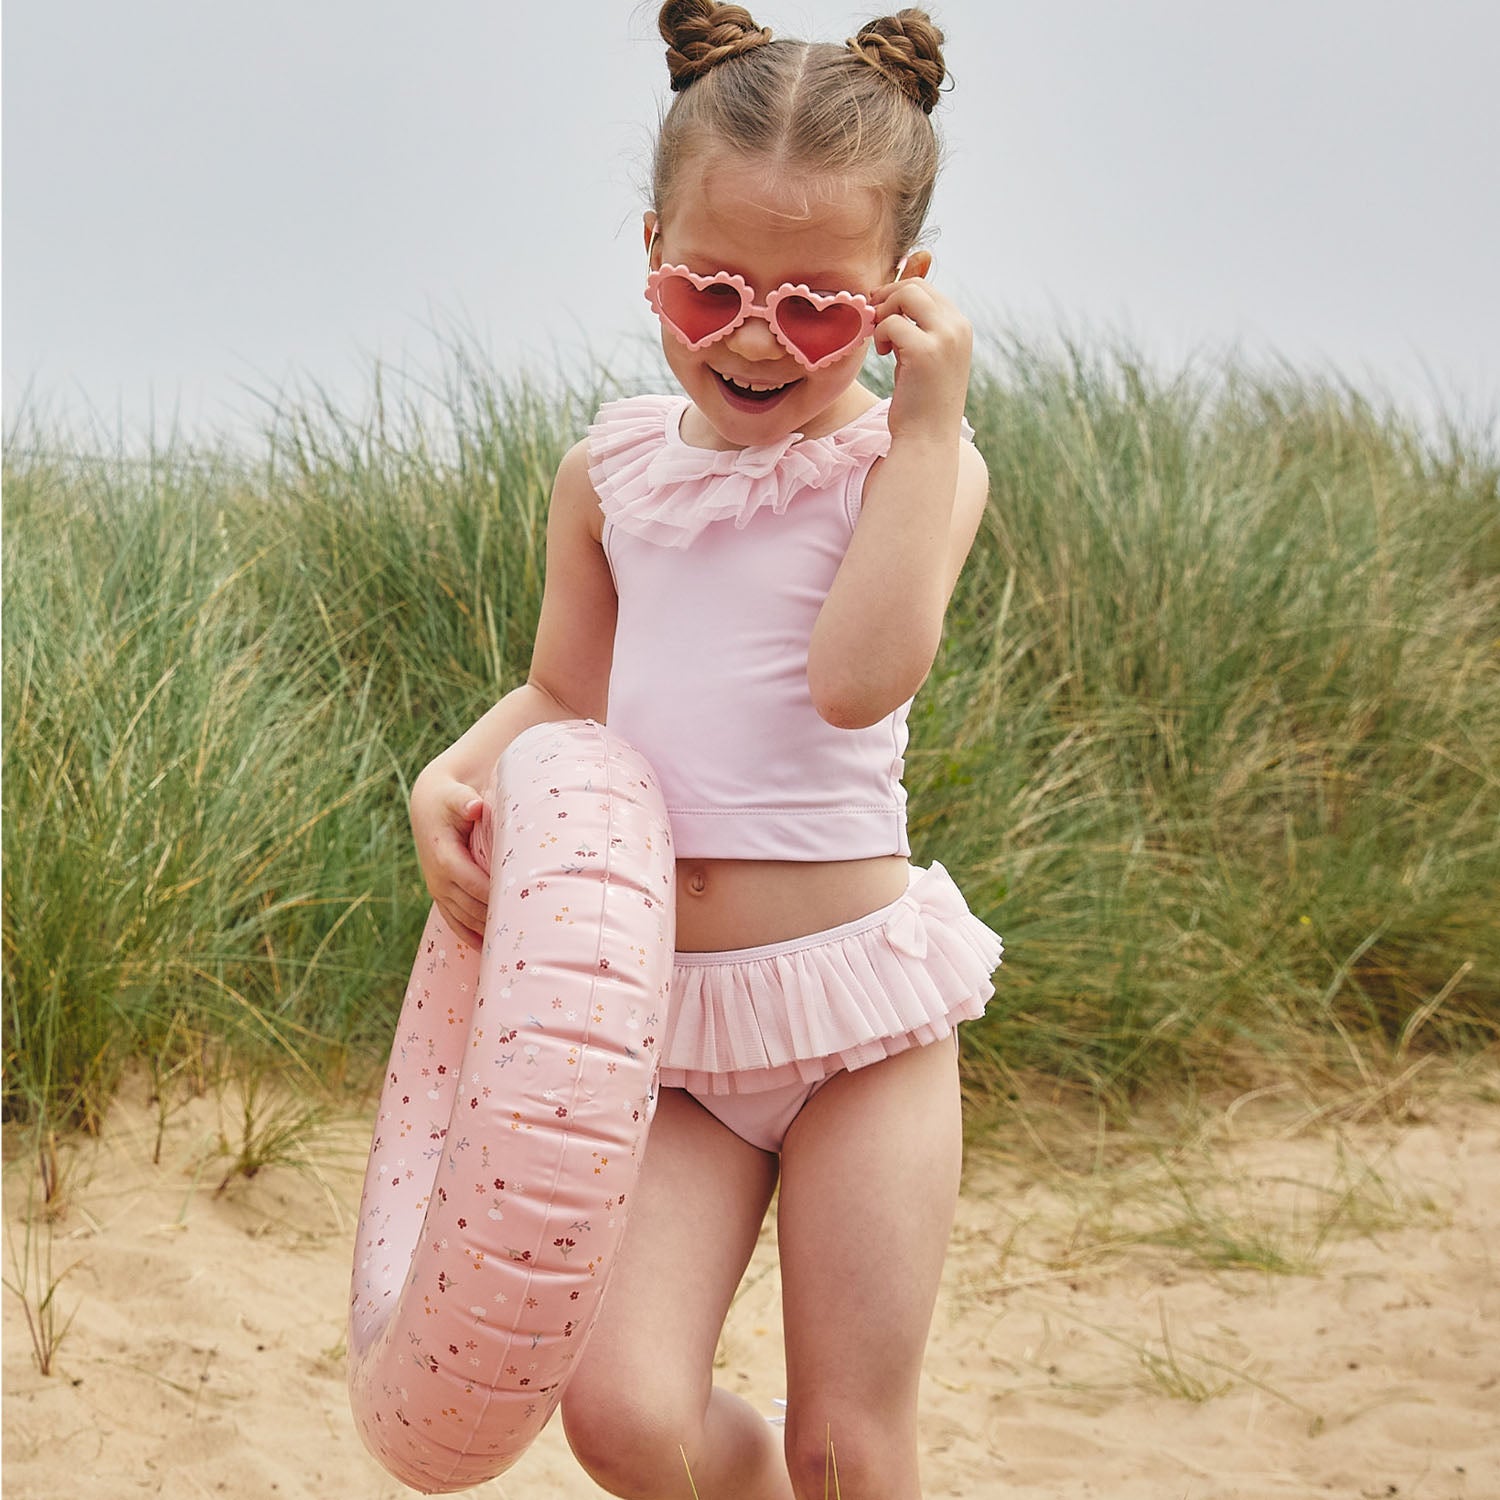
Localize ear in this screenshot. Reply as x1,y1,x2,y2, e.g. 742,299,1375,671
898,248,933,281
643,211,660,266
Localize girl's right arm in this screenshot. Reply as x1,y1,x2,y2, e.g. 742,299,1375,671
411,440,617,943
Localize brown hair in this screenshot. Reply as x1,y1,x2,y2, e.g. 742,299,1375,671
652,2,948,257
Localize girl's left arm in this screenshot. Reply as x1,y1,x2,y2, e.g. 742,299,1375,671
806,277,990,730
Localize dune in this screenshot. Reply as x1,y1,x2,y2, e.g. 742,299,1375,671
4,1066,1497,1498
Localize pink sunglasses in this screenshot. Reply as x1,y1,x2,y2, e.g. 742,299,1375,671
645,258,886,372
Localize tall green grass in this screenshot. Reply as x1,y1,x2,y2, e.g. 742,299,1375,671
4,341,1496,1129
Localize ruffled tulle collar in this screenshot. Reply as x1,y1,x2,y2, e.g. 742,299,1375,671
586,394,894,549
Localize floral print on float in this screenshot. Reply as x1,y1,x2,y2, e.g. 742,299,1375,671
348,720,675,1491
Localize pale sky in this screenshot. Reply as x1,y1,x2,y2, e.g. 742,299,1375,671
4,1,1497,445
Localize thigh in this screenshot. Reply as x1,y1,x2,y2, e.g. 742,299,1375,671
565,1086,779,1409
777,1039,963,1424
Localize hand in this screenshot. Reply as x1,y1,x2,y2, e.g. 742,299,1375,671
410,765,490,947
869,272,974,444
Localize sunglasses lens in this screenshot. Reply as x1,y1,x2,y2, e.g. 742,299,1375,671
774,295,866,365
657,276,744,344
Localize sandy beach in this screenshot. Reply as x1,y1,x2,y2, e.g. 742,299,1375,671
4,1063,1497,1499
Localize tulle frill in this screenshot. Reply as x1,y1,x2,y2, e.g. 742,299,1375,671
659,862,1003,1095
586,394,894,549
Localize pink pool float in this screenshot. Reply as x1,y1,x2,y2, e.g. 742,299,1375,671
348,719,675,1492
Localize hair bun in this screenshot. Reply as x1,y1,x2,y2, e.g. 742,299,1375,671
847,9,947,114
659,1,773,92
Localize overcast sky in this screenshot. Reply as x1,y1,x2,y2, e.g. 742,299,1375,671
4,1,1497,446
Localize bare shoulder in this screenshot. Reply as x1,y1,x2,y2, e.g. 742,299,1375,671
526,436,616,722
550,437,606,545
956,435,989,514
942,437,991,600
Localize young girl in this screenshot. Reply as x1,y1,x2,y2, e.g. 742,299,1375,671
408,5,1001,1495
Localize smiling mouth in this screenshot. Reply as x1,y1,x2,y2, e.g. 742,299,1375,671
715,371,801,405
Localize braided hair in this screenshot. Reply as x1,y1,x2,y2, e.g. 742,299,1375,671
652,3,949,255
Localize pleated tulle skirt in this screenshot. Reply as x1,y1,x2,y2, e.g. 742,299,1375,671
659,861,1003,1096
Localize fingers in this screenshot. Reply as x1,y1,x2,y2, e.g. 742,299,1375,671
439,877,489,944
870,277,971,360
440,904,486,950
866,279,973,436
435,842,489,948
413,776,492,944
440,801,491,938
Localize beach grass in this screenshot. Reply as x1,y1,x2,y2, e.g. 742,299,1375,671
4,338,1497,1131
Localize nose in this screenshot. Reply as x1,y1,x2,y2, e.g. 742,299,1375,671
723,309,785,363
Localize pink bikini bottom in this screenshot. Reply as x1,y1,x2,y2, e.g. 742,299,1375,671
659,861,1003,1152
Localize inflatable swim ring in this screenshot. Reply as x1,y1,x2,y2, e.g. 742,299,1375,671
348,719,675,1493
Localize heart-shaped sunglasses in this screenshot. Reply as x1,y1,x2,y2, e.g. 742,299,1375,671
645,263,880,372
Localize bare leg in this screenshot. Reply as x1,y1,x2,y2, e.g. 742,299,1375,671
562,1087,795,1500
776,1039,963,1500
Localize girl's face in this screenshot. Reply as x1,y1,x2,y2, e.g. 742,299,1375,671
648,156,899,449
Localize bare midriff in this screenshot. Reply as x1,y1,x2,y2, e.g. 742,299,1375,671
672,853,911,953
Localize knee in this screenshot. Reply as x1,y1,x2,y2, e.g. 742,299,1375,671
560,1380,691,1499
785,1409,916,1500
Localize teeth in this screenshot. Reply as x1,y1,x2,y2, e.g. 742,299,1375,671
723,375,789,393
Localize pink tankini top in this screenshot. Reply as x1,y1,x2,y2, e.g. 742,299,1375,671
587,393,913,862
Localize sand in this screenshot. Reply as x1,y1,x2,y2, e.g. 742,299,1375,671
4,1063,1497,1499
